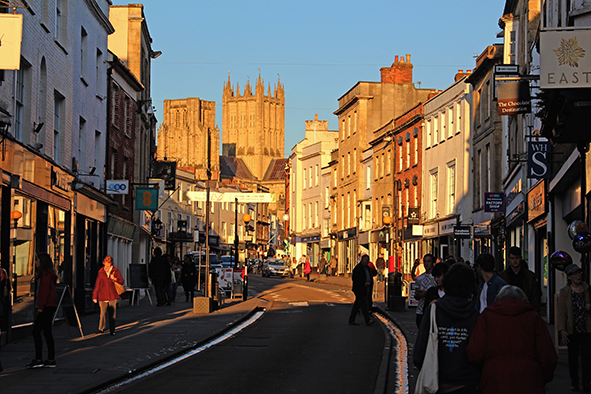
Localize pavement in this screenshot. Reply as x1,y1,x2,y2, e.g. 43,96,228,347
0,272,577,394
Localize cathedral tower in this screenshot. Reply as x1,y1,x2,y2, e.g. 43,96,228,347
158,98,219,180
222,74,285,180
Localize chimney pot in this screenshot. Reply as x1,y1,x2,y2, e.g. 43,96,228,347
395,55,399,62
406,54,411,63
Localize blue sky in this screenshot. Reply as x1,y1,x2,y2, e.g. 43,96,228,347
130,0,506,157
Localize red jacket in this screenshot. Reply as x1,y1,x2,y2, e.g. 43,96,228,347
466,298,558,394
36,270,58,312
93,266,124,302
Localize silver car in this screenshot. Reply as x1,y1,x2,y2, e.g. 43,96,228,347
262,258,289,278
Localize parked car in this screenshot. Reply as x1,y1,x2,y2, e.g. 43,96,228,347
188,252,221,282
262,258,289,278
220,255,236,268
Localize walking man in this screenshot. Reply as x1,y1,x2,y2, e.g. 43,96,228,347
475,253,507,313
499,246,542,312
348,255,375,326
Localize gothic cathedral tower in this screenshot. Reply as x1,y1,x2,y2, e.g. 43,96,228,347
222,74,285,180
158,98,220,180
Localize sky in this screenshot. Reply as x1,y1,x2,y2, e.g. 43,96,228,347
127,0,507,157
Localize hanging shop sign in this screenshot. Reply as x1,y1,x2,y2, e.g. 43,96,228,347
152,161,177,190
497,80,531,115
0,14,23,70
527,141,551,179
540,29,591,89
106,180,129,195
134,187,159,211
527,181,546,223
454,225,472,239
484,192,505,213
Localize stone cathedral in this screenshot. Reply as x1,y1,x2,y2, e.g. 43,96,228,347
222,74,285,180
157,98,220,180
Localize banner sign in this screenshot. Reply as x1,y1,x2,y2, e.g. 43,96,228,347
540,29,591,89
135,187,159,211
186,191,275,203
484,192,505,213
497,80,531,115
527,141,551,179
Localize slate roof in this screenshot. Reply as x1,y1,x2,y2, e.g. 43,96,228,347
219,156,256,180
262,158,288,181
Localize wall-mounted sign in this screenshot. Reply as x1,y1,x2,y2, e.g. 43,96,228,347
454,225,472,239
497,80,531,115
527,141,551,179
152,161,177,190
540,29,591,89
484,192,505,213
527,181,546,223
106,180,129,195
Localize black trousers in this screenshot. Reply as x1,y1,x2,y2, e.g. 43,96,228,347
567,332,591,389
349,291,372,323
32,306,57,360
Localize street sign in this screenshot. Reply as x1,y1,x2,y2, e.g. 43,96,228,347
186,191,275,203
495,64,520,74
527,141,551,179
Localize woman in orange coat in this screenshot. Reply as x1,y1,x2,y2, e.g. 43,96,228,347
92,255,124,335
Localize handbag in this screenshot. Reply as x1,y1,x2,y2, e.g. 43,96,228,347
113,280,126,295
414,303,439,394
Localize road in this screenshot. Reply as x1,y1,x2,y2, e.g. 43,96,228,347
112,276,387,394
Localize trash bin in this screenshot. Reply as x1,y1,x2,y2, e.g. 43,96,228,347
387,271,406,311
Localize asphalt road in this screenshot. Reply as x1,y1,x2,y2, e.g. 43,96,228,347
113,276,386,394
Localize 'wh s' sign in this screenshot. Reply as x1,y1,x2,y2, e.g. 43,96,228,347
527,141,551,179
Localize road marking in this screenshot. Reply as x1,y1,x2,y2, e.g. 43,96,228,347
288,302,309,307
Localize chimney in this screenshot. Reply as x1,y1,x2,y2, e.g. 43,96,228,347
454,69,472,82
381,54,413,84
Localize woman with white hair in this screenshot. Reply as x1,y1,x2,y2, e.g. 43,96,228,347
466,285,557,393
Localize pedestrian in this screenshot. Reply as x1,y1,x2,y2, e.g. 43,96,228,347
368,257,378,309
375,254,386,283
299,254,307,277
169,256,181,303
27,253,58,368
411,258,422,281
92,255,124,336
329,255,337,276
290,257,298,278
424,262,448,307
474,253,507,313
304,257,311,281
467,285,558,394
558,263,591,392
0,266,8,372
181,255,197,302
149,247,171,306
414,253,436,328
413,263,480,394
319,255,327,275
499,246,542,313
348,255,375,326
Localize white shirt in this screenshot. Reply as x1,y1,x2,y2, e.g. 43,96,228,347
415,273,436,315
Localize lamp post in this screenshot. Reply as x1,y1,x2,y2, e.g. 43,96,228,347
11,210,22,299
382,214,392,305
242,213,252,299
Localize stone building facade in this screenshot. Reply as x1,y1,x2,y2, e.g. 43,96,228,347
222,75,285,180
157,98,220,180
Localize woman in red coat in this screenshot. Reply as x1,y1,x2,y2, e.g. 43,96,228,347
466,285,557,394
92,255,124,335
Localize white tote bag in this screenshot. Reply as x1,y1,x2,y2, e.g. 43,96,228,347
414,304,439,394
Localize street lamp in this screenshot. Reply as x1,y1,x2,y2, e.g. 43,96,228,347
242,213,252,300
11,210,22,299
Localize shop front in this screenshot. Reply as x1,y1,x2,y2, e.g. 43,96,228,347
338,228,357,275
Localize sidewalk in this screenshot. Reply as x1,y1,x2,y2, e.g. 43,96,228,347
305,272,574,394
0,292,262,394
0,274,575,394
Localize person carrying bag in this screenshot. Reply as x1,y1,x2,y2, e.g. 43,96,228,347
415,304,439,394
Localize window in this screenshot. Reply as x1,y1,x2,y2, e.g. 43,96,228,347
347,192,351,228
485,144,491,194
96,49,103,95
476,88,482,126
55,0,63,42
124,96,130,136
366,166,371,189
509,29,517,64
398,144,403,172
433,116,439,144
405,188,409,216
414,136,418,166
110,149,116,179
315,164,319,185
448,106,454,136
426,120,432,148
441,111,446,141
341,119,345,141
347,115,351,138
457,101,462,134
352,150,356,174
39,59,47,131
308,203,313,228
94,130,101,169
414,185,418,209
78,117,86,167
447,162,456,214
386,150,391,175
80,28,87,79
475,149,481,208
309,166,313,187
406,142,410,169
334,168,337,188
430,171,438,218
380,154,385,178
315,202,319,227
483,81,490,120
15,66,25,141
303,168,307,189
54,93,64,162
347,152,351,176
341,155,344,178
354,111,357,133
325,186,330,208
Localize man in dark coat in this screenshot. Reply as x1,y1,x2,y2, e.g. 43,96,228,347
348,255,375,326
499,246,542,312
149,247,171,306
